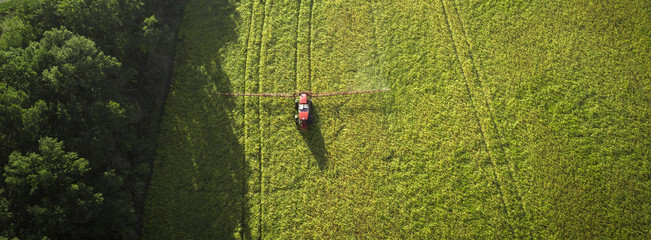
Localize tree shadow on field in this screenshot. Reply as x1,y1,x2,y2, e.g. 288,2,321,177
145,0,250,239
300,102,329,170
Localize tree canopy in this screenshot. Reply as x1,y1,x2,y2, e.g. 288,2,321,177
2,137,102,239
0,0,183,238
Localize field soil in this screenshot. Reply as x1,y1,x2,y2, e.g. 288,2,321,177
143,0,650,238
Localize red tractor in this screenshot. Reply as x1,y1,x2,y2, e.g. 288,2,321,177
294,93,313,130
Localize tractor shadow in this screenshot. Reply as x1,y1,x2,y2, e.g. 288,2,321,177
299,103,329,170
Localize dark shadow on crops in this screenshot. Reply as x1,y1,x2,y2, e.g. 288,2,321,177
148,0,250,239
300,102,328,170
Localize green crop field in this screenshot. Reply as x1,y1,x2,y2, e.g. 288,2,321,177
143,0,650,238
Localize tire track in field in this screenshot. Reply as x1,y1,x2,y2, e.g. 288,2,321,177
307,0,315,91
241,0,256,237
294,0,302,92
242,0,269,238
440,0,521,236
295,0,311,92
295,0,315,91
447,1,533,238
256,1,270,238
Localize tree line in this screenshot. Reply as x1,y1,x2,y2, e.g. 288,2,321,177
0,0,184,239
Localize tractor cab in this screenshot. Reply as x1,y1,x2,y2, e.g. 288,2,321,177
295,93,313,129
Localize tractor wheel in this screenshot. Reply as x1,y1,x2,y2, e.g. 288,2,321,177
294,115,299,124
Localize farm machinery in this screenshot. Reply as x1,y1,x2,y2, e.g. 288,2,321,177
295,93,313,130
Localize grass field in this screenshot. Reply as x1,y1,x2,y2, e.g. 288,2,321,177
143,0,650,238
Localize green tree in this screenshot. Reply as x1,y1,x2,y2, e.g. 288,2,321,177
17,0,145,61
0,17,35,50
1,0,182,238
0,83,26,165
0,83,46,168
2,137,103,239
0,28,130,169
0,27,137,239
4,28,122,147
